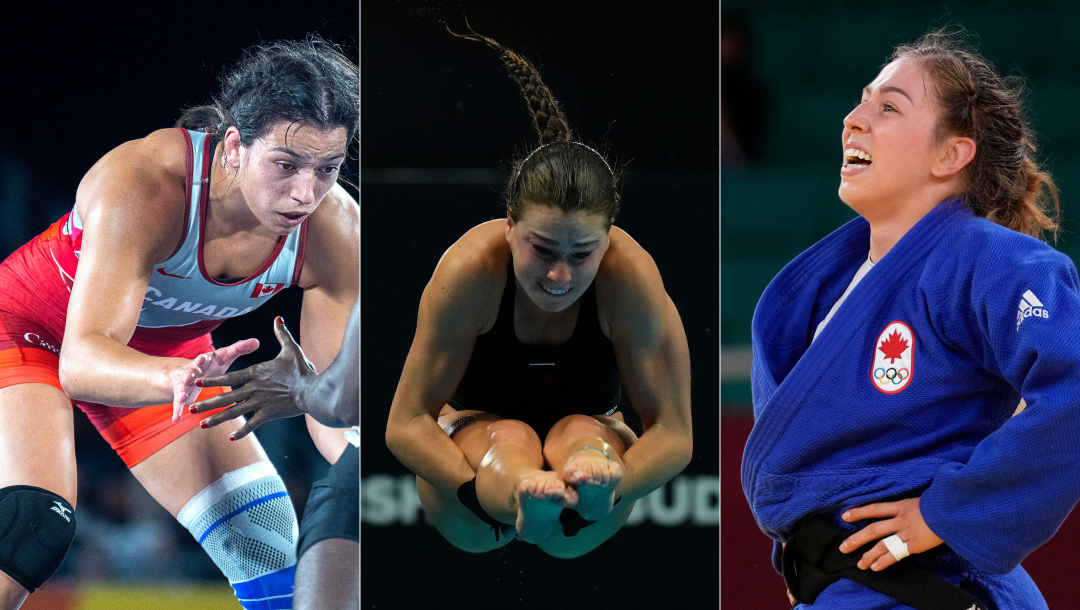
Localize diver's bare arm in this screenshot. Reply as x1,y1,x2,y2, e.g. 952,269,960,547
605,254,693,502
385,252,496,494
386,334,478,493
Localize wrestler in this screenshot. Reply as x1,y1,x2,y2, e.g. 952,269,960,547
383,26,693,558
742,27,1074,609
194,302,360,610
0,37,357,610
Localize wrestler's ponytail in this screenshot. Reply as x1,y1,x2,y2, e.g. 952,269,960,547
449,23,621,228
175,105,225,135
176,35,359,146
893,26,1060,241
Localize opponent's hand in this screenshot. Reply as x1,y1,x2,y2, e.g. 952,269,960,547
170,338,260,422
839,496,943,571
190,317,317,440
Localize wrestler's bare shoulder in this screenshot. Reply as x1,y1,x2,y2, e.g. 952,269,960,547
298,183,360,289
307,182,359,235
74,129,192,261
77,128,190,201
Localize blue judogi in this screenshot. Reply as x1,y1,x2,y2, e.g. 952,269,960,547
741,198,1080,609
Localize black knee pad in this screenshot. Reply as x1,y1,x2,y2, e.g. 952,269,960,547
0,486,77,592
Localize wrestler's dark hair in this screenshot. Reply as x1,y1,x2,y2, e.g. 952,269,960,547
449,24,621,228
892,26,1059,240
176,35,358,147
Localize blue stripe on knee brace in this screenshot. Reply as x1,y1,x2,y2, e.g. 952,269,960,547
233,565,296,610
177,462,299,610
197,490,290,544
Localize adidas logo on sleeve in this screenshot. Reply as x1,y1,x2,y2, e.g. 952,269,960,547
1016,290,1049,331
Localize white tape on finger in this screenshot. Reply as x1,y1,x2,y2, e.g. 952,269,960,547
882,534,910,561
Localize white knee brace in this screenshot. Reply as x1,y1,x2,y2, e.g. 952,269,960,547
177,461,298,609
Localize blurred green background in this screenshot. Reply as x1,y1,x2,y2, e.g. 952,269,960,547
721,0,1080,408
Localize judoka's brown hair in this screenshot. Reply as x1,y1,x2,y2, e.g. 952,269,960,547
893,26,1059,240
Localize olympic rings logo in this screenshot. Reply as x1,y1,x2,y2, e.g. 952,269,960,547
874,367,909,384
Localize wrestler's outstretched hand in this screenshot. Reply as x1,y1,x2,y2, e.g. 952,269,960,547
170,338,260,422
190,317,317,439
838,496,943,571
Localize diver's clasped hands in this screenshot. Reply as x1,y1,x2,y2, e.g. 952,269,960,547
839,496,944,571
514,445,624,543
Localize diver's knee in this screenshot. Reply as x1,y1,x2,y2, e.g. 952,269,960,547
545,414,605,443
486,418,541,447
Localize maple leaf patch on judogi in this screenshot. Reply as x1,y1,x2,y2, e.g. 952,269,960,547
871,321,914,394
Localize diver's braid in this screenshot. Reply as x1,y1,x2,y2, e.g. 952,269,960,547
447,22,572,144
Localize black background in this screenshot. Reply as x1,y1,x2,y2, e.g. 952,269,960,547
361,2,718,609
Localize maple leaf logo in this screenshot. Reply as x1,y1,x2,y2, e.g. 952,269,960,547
878,330,909,363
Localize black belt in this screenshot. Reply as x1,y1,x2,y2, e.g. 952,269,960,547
782,517,987,610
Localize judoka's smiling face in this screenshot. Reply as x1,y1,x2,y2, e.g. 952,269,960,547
505,205,610,313
839,58,953,217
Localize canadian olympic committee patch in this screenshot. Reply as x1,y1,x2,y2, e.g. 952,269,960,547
872,321,913,394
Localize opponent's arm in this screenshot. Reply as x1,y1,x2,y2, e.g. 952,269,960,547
602,234,693,502
60,129,257,408
295,184,360,463
193,301,359,434
307,298,360,424
385,238,499,495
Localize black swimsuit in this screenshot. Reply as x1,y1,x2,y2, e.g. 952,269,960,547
448,263,622,439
